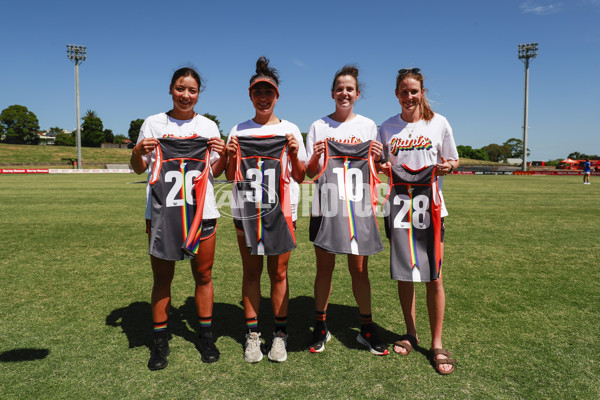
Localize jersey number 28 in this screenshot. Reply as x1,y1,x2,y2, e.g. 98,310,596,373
393,194,430,229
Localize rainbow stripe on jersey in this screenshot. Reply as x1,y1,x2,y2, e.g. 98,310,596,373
179,159,203,254
405,186,419,270
256,157,265,253
343,158,359,252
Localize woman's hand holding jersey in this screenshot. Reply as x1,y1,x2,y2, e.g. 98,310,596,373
208,137,227,158
370,140,383,162
435,156,457,176
132,138,160,156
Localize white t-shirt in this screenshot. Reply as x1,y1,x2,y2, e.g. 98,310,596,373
136,112,222,220
227,119,307,210
306,114,378,216
377,112,458,217
306,114,378,170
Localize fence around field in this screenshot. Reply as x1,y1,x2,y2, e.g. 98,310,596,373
0,168,134,174
2,168,600,176
456,170,600,175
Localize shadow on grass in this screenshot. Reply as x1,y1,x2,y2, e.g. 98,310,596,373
105,300,247,351
0,348,50,362
106,295,399,354
287,295,400,353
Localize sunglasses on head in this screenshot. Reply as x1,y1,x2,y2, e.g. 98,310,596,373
397,68,421,77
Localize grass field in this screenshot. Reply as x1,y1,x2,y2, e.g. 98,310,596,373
0,173,598,399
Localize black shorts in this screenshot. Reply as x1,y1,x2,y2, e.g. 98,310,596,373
146,218,217,241
309,215,322,242
384,217,445,243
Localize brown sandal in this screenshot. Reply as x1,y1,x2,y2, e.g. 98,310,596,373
431,348,456,375
393,334,420,355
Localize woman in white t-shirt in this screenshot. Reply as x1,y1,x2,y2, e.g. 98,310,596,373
377,68,459,375
130,67,226,370
305,66,388,356
225,57,306,363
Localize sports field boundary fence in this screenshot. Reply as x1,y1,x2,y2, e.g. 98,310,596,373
2,168,599,176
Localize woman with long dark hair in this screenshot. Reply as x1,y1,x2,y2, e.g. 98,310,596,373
130,67,226,370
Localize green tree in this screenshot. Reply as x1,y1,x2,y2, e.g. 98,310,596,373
457,145,474,159
503,138,530,159
456,145,489,161
114,134,128,144
54,132,76,146
0,105,40,144
482,143,511,162
128,119,144,143
202,113,223,136
104,129,114,144
567,151,599,159
472,148,489,161
81,110,104,147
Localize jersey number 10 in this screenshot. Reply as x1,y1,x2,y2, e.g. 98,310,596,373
332,167,364,202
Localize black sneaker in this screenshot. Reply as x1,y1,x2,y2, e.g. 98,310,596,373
198,331,220,363
148,336,170,370
357,327,389,356
308,327,331,353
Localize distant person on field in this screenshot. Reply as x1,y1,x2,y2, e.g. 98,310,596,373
583,159,591,184
130,67,227,370
378,68,459,375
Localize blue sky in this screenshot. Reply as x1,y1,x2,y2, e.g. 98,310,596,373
1,0,599,160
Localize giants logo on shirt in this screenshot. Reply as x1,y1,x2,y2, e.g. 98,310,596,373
389,136,433,155
325,136,362,144
162,133,200,139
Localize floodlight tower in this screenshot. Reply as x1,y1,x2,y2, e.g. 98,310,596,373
518,43,538,171
67,45,86,169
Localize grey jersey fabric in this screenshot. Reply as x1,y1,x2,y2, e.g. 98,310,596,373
149,137,209,261
384,164,442,282
313,140,383,255
234,135,296,255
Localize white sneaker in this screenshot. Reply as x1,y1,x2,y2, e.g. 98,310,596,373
244,332,263,363
268,331,288,362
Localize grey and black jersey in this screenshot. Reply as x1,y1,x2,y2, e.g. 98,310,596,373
384,164,442,282
233,135,296,255
313,140,383,255
148,136,210,260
